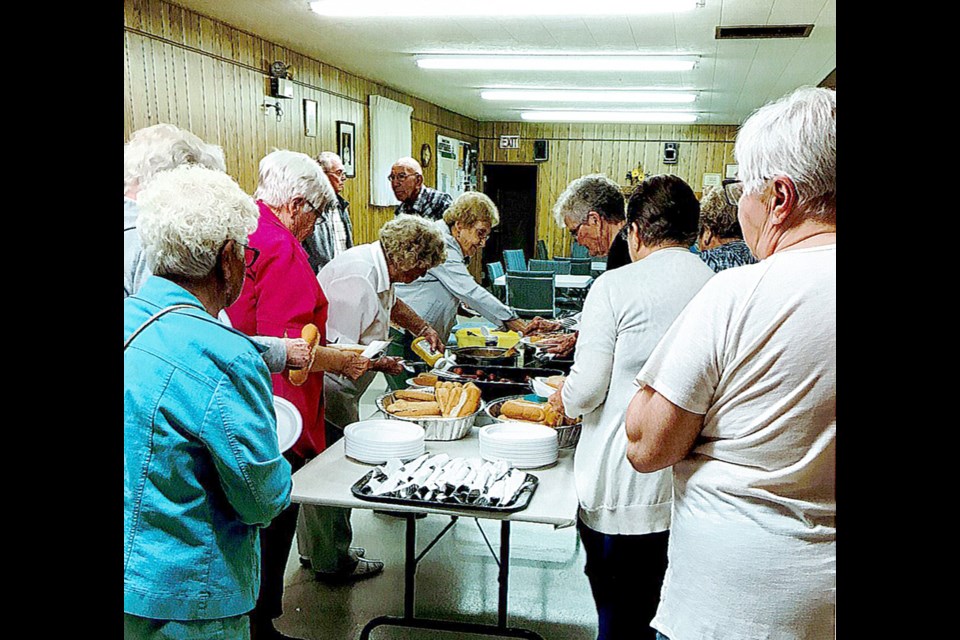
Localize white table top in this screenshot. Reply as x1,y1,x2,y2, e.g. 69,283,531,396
493,274,593,289
591,261,606,271
291,427,579,528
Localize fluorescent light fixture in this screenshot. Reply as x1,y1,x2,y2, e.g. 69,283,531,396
310,1,698,18
520,111,698,123
481,89,696,103
417,56,697,72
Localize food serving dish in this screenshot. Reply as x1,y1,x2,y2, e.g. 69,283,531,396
375,391,485,441
273,396,303,453
448,346,519,367
484,395,582,449
434,365,565,400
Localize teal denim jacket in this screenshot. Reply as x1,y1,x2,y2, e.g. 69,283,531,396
124,277,292,620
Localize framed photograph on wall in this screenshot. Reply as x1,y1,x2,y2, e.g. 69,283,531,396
337,120,356,177
303,99,317,138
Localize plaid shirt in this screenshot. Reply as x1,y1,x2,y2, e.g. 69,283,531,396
395,186,453,220
698,239,757,273
302,195,354,274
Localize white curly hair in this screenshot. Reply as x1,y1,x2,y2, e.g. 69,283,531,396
254,149,336,212
379,214,446,273
137,165,260,279
123,123,226,195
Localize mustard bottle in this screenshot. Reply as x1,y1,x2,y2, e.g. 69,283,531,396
411,336,444,367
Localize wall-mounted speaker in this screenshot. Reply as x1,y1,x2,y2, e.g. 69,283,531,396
533,139,549,162
663,142,679,164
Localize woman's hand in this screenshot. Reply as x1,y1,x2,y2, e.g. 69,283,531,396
547,381,566,416
505,318,528,334
370,356,405,375
420,326,444,353
283,338,312,369
523,316,561,335
338,353,371,381
538,332,577,357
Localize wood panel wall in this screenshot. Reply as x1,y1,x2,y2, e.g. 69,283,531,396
123,0,479,245
477,122,738,259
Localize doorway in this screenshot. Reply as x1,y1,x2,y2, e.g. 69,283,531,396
481,164,538,279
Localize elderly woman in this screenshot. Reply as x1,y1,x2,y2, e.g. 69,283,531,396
695,185,757,272
547,174,715,640
225,149,368,639
295,214,447,580
124,165,292,639
625,87,836,640
395,191,527,342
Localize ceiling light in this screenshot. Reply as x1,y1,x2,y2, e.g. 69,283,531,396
417,56,697,72
310,1,699,18
520,111,698,123
481,89,696,103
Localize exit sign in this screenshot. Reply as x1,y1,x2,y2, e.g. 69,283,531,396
499,135,520,149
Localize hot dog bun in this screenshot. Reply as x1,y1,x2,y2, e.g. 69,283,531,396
386,400,441,417
500,399,547,423
394,389,436,402
288,323,321,386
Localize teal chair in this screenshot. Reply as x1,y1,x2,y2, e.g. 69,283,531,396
535,239,549,260
555,256,593,276
527,259,571,275
506,272,556,318
571,241,590,258
503,249,527,273
486,261,506,300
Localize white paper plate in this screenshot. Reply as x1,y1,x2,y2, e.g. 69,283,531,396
531,376,561,398
480,422,558,444
273,396,303,453
345,443,426,465
344,419,425,445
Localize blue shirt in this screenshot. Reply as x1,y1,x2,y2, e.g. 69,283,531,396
698,239,758,273
124,277,292,620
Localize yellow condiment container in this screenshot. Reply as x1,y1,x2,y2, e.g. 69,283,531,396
410,336,444,367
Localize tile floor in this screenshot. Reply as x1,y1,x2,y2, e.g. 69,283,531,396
274,373,599,640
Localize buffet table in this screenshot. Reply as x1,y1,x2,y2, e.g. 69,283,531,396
291,425,578,639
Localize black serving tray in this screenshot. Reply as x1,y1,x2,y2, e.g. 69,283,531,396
435,365,565,400
350,469,539,513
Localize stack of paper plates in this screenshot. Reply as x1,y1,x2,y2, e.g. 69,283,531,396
478,422,559,469
343,419,425,464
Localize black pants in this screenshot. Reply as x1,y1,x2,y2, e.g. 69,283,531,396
577,517,670,640
251,450,306,629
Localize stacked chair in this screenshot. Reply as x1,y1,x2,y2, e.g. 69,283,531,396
502,249,527,274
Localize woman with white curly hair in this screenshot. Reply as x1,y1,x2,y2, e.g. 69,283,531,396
124,165,292,640
295,214,446,581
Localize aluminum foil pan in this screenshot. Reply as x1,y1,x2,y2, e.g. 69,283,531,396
484,395,582,449
376,391,485,441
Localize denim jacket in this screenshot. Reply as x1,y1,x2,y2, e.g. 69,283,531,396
124,277,292,620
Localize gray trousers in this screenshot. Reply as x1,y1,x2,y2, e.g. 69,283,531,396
295,373,373,573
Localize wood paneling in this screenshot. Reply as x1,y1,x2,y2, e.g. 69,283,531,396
123,0,478,245
478,122,738,258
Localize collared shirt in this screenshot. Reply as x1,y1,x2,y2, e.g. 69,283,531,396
395,220,515,340
303,194,354,274
124,276,292,620
395,186,453,220
318,241,395,346
698,239,757,273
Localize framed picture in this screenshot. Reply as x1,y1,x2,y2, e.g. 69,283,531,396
303,99,317,138
337,121,356,178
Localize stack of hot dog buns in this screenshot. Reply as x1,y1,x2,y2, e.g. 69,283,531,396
288,323,321,386
499,399,562,427
385,382,481,418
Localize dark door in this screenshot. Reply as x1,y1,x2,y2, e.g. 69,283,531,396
481,164,537,280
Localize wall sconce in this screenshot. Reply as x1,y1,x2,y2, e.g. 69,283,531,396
262,100,284,122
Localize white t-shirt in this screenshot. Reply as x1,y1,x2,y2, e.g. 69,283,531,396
562,248,714,535
636,244,836,639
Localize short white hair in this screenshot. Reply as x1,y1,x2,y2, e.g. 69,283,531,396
254,149,336,212
123,123,226,194
393,156,423,176
735,86,836,220
316,151,342,172
137,165,259,279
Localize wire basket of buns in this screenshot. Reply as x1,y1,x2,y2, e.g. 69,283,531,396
484,395,582,449
376,382,485,441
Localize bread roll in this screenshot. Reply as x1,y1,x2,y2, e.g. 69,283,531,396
394,389,436,402
288,323,321,386
457,383,482,417
386,400,441,417
413,373,439,386
500,399,548,423
545,375,565,389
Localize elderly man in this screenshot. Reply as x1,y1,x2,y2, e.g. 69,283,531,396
123,123,310,374
389,156,452,220
296,214,447,578
226,149,369,640
124,165,292,639
624,86,836,639
303,151,354,273
524,174,631,356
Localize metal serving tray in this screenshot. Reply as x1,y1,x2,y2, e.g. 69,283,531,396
350,469,539,514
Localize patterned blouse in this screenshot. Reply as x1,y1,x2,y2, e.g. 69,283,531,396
698,240,757,273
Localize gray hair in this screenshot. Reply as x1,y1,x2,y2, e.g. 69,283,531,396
393,156,423,176
137,165,259,279
254,149,336,212
443,191,499,228
552,174,625,228
124,123,226,194
735,86,836,221
315,151,342,172
698,185,742,240
379,214,446,273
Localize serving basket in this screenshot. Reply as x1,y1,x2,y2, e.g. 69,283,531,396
484,394,582,449
375,391,485,441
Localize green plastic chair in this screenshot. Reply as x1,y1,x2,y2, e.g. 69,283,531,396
505,272,556,318
502,249,527,273
571,241,590,258
485,261,506,300
535,239,549,260
527,259,572,275
555,256,593,276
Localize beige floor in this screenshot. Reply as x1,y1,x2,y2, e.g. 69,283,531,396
275,373,599,640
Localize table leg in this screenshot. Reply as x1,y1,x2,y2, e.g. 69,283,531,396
498,520,510,628
404,512,416,619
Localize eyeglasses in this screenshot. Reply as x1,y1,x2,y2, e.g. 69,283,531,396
568,221,584,239
327,168,346,179
387,172,416,183
721,178,744,207
238,243,260,269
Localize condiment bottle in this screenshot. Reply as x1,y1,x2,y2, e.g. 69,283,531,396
411,336,444,367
